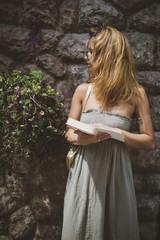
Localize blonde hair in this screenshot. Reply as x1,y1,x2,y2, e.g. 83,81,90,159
89,26,140,106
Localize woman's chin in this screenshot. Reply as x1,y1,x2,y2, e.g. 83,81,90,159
86,62,92,68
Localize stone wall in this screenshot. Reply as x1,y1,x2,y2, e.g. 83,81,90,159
0,0,160,239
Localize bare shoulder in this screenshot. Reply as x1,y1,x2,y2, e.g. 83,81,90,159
68,83,90,120
137,86,147,98
134,86,148,106
75,83,90,94
74,83,90,100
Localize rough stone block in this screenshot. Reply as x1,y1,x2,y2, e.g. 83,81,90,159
134,173,160,193
154,132,160,172
78,0,124,31
0,184,25,217
33,224,61,240
157,36,160,71
0,2,21,24
59,0,78,31
0,217,8,235
136,71,160,94
133,173,144,192
130,148,158,173
110,0,149,11
125,32,155,70
9,205,35,239
30,196,51,222
0,24,31,60
67,64,89,88
137,194,160,221
36,29,63,54
0,168,4,188
56,33,89,61
135,172,160,193
37,54,66,77
154,132,160,148
18,0,58,28
139,221,159,240
0,54,15,74
0,237,12,240
144,174,160,193
128,4,160,33
55,80,74,115
149,96,160,131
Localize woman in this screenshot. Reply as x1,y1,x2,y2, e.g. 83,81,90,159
61,26,155,240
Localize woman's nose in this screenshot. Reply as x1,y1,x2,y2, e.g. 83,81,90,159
84,52,89,61
84,55,88,61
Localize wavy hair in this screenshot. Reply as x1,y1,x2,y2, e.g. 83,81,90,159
88,26,140,106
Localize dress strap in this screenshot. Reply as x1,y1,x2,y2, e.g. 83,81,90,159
82,84,92,112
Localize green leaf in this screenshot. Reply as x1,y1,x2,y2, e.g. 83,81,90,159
11,113,17,119
28,118,34,121
0,100,4,105
25,99,30,104
7,96,12,101
33,110,37,115
15,117,21,122
22,110,26,115
39,111,45,116
38,119,44,128
48,109,54,114
33,124,38,128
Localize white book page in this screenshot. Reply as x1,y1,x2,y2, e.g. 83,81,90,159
66,118,98,135
96,127,124,142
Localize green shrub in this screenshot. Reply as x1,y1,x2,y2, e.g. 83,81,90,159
0,70,66,166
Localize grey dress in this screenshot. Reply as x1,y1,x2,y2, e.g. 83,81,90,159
61,109,140,240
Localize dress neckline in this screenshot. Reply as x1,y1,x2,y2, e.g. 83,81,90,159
82,109,133,121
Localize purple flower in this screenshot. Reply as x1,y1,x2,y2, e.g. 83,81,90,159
15,89,20,93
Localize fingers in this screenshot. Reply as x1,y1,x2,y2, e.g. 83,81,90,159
74,130,112,145
93,133,112,143
74,130,83,135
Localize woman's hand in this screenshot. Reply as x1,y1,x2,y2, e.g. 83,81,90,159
74,130,111,146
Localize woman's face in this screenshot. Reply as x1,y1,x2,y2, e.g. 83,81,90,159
84,42,94,66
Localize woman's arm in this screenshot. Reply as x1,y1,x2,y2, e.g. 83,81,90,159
122,87,155,151
65,84,111,146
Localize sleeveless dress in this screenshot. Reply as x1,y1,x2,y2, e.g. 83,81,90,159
61,109,140,240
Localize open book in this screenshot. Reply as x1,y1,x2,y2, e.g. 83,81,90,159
66,118,125,142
